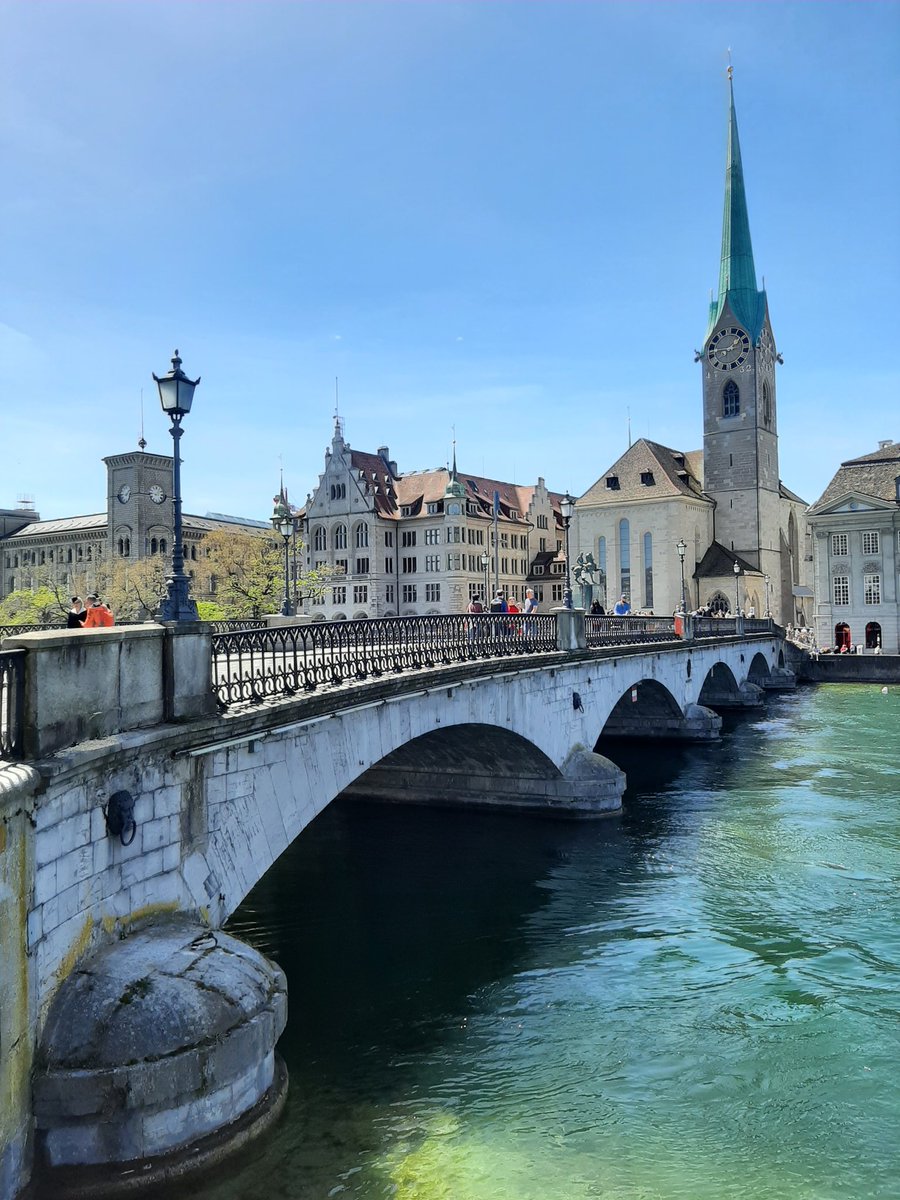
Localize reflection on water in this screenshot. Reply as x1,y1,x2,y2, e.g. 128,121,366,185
175,685,899,1199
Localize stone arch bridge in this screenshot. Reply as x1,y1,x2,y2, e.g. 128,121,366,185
0,614,790,1198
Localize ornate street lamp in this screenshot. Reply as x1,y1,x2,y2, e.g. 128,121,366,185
733,558,741,616
676,539,687,613
560,492,575,610
153,350,200,622
764,573,771,618
480,550,490,603
271,496,295,617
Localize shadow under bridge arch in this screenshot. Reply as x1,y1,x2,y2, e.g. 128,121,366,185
340,722,623,817
698,660,764,710
597,678,696,742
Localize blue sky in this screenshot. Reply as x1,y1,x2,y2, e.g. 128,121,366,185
2,1,899,522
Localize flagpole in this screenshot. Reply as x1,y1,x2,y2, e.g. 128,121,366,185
493,489,500,598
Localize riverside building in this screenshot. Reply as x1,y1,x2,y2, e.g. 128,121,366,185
573,72,811,624
301,418,566,618
806,440,900,654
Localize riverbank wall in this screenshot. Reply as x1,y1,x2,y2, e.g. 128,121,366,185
786,645,900,684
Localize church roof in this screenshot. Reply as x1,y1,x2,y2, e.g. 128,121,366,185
578,438,708,506
3,514,106,538
694,541,760,580
707,75,767,343
808,441,900,513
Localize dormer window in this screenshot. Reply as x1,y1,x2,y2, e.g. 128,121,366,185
426,502,443,515
508,509,518,519
400,506,412,517
606,476,620,490
640,471,655,486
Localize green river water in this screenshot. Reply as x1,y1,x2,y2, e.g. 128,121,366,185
181,684,899,1199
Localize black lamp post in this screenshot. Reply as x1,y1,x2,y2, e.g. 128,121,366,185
560,492,575,610
153,350,200,622
764,573,770,618
733,558,741,616
271,497,294,617
479,549,490,602
676,539,687,613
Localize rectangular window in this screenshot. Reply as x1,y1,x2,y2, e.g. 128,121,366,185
402,584,417,604
832,575,849,605
335,558,348,574
551,583,563,602
468,582,481,600
402,556,417,573
426,502,443,515
447,553,461,571
425,528,440,545
425,555,440,572
355,557,369,575
862,531,880,555
536,514,548,530
332,585,346,604
312,592,325,606
446,526,463,543
864,573,881,604
385,584,395,604
385,557,393,574
385,531,394,547
831,533,848,556
353,584,368,604
402,531,416,547
539,537,547,552
500,533,509,549
425,583,441,602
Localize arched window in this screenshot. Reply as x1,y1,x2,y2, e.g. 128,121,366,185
313,526,327,552
722,380,740,418
191,545,197,561
709,592,730,615
160,538,167,555
865,621,882,650
762,380,771,426
334,524,347,550
355,522,369,549
618,519,630,601
643,532,653,609
150,538,158,554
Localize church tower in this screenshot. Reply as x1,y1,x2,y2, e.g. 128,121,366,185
701,70,780,573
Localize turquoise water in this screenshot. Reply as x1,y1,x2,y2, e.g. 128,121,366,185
185,685,899,1199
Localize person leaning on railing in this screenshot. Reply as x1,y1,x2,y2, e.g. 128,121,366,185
83,594,114,628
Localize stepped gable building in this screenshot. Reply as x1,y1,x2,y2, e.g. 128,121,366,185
574,72,810,623
302,419,565,618
806,440,900,653
0,449,268,604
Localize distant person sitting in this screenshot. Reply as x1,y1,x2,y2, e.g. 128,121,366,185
613,595,630,616
83,595,114,628
66,596,88,628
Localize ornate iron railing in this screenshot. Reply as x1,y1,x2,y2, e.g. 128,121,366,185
0,623,65,639
0,648,25,760
743,618,775,635
585,615,677,646
208,619,268,634
693,617,738,638
212,613,560,707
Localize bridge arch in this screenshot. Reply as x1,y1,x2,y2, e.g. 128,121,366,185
597,678,685,741
697,661,740,706
747,652,772,685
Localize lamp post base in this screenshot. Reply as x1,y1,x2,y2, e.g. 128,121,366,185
159,574,199,623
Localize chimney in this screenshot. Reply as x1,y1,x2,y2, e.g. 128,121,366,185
878,439,893,450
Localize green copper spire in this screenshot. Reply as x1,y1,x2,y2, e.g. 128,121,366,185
707,71,766,341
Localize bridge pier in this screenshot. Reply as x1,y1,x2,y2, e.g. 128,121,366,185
599,701,722,741
32,920,287,1197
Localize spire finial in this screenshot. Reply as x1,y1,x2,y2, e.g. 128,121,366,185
138,387,146,450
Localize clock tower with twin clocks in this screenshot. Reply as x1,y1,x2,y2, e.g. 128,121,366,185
103,448,173,561
701,71,781,578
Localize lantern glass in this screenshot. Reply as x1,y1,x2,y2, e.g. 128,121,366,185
560,493,575,521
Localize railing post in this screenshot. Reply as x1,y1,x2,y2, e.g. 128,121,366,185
163,623,216,722
555,608,586,652
735,614,745,637
682,613,694,643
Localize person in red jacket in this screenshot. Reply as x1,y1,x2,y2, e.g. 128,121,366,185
83,594,114,628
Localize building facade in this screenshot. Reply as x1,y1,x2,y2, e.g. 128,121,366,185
301,420,565,618
573,73,810,623
0,450,268,607
806,440,900,653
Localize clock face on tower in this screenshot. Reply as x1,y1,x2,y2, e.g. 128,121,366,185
707,326,751,371
149,484,166,504
117,484,131,503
